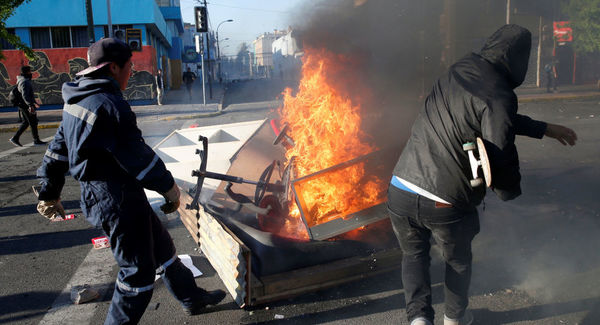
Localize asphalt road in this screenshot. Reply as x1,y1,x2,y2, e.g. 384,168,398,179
0,95,598,325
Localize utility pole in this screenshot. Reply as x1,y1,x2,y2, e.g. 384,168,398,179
106,0,113,38
203,0,213,99
506,0,511,25
536,16,542,87
195,34,206,105
85,0,95,44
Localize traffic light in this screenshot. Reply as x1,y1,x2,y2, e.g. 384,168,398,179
195,6,208,33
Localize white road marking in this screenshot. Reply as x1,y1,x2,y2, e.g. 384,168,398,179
39,247,116,325
0,136,54,159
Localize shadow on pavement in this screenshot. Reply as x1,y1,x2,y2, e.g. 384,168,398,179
0,175,38,183
472,296,600,325
0,227,102,256
0,200,80,218
241,291,407,324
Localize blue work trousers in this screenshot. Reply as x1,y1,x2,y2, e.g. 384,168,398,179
81,180,199,324
386,185,479,323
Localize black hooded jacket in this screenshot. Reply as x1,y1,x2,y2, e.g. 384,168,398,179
392,24,547,210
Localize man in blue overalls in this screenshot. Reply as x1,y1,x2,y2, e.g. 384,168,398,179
36,38,225,324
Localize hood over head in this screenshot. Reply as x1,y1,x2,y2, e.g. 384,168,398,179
479,24,532,88
61,77,120,104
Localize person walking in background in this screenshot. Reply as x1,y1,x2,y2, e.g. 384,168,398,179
35,38,225,324
182,67,196,101
544,60,558,93
9,66,46,146
387,25,577,325
155,68,164,105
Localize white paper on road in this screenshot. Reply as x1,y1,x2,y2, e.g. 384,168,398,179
155,254,203,281
178,254,203,277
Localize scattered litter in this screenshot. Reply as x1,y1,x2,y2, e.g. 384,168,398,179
505,289,513,294
249,311,254,315
32,185,41,197
147,302,160,310
155,254,202,281
189,123,199,128
51,214,76,222
590,115,595,118
91,236,110,249
274,314,284,319
70,284,100,304
179,254,202,277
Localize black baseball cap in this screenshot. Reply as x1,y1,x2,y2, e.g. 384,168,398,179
76,38,132,76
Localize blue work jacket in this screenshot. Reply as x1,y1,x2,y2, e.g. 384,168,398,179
37,77,174,226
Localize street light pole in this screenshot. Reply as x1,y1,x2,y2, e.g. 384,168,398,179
216,19,233,84
106,0,113,37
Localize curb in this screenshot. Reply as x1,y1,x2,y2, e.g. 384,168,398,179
519,92,600,103
0,122,61,133
0,111,226,133
158,110,224,121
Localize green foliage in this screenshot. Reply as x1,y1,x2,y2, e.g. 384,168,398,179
236,42,249,64
0,0,35,60
563,0,600,54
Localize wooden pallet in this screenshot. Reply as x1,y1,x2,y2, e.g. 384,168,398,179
178,189,402,307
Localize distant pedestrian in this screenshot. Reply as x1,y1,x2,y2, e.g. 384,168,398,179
182,67,196,101
544,61,557,93
8,66,46,147
155,68,164,105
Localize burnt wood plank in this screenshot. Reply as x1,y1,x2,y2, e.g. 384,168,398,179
259,248,402,297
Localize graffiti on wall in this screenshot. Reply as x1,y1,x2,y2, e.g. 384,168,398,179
0,63,15,106
0,46,157,107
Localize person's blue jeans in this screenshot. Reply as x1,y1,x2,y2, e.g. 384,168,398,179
387,185,479,323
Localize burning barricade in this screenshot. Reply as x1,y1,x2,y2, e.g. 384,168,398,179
164,47,402,307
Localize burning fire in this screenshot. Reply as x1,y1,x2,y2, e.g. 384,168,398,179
276,47,385,239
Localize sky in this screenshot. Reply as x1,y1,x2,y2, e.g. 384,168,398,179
179,0,305,58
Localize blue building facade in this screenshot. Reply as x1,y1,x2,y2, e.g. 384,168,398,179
0,0,185,107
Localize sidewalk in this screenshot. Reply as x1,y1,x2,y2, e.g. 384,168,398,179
0,79,227,133
1,81,598,133
516,83,600,102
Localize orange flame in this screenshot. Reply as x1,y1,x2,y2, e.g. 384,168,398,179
276,48,384,239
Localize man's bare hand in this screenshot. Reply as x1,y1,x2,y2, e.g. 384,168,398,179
545,123,577,146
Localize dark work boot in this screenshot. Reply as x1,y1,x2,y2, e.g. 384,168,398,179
9,137,22,147
33,139,47,145
183,288,226,316
160,257,226,315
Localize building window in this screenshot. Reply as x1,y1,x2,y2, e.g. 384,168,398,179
71,26,89,47
112,25,133,41
0,28,16,50
31,27,51,48
51,27,71,48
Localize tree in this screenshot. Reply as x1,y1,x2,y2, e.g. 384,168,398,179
563,0,600,54
0,0,35,60
235,42,249,64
